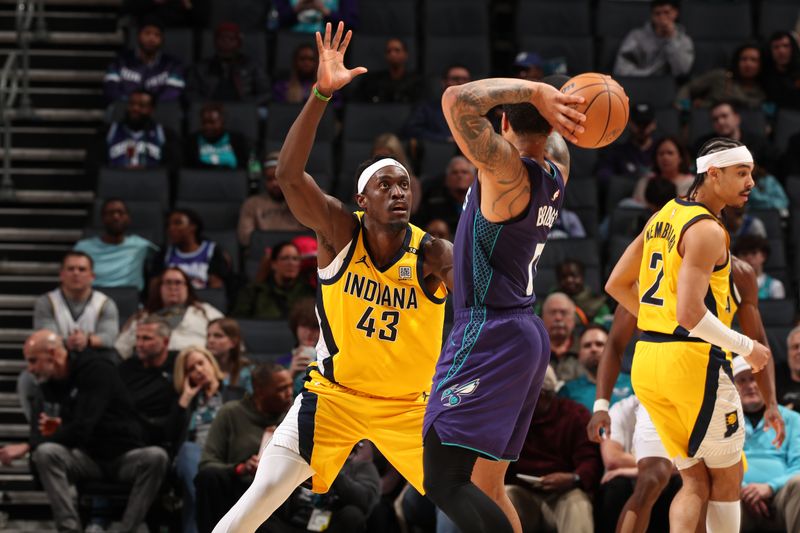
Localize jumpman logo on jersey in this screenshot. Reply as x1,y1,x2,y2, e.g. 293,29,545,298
355,255,368,266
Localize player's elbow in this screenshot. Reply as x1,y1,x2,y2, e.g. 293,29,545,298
676,303,704,332
441,85,461,108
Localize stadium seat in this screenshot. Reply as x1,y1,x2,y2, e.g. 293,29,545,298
786,176,800,205
337,140,373,201
107,100,182,134
764,238,787,270
97,168,169,209
691,40,742,76
358,0,416,37
199,30,267,70
750,209,783,239
516,0,591,37
654,107,680,137
100,286,140,327
615,77,676,108
539,238,600,268
759,299,796,328
569,207,600,238
187,101,259,145
207,0,269,30
196,287,228,314
127,27,194,64
767,326,792,364
683,1,752,40
349,35,418,72
596,0,651,38
265,140,334,185
205,229,240,273
89,199,164,238
342,103,412,142
419,140,459,178
598,36,624,73
605,176,637,213
424,36,491,78
176,201,241,230
266,102,336,143
609,207,650,238
564,178,597,210
425,1,489,36
774,109,800,153
759,2,800,39
606,235,634,275
518,35,594,75
274,32,316,76
176,169,248,202
238,319,296,354
568,147,598,180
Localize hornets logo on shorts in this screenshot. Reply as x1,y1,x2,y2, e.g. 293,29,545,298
441,379,480,407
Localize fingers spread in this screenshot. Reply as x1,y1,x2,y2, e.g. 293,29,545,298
332,21,344,50
315,31,324,53
323,22,332,48
340,29,353,53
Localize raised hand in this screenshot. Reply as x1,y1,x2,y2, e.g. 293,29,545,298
315,21,367,95
531,83,586,144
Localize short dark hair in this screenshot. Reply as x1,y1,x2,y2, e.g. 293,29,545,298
710,99,740,116
686,137,745,200
169,208,204,242
580,323,608,341
101,197,128,214
201,101,225,117
386,37,407,51
644,177,676,209
653,136,691,175
129,89,157,107
732,234,771,259
289,297,318,336
61,251,94,270
443,64,470,79
730,42,761,81
651,0,679,10
502,103,551,136
251,361,286,393
556,259,585,278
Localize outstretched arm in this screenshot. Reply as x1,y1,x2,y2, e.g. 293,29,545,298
441,79,584,222
606,230,645,317
276,22,367,265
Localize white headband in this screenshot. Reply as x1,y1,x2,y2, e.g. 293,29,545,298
696,146,753,174
357,158,407,194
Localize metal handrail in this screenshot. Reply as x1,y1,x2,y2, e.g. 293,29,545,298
0,53,19,198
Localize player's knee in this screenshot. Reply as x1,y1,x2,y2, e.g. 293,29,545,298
634,460,671,502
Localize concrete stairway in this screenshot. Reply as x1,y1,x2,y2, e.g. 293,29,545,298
0,0,123,523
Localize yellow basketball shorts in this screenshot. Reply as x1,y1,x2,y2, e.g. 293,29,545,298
270,369,427,493
631,334,744,468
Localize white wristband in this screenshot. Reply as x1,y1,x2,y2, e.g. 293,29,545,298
593,399,610,413
688,310,754,356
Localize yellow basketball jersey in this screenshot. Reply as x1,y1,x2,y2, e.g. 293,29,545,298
637,198,735,335
315,212,448,398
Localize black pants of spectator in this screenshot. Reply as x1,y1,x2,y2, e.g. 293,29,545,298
195,466,253,533
595,474,682,533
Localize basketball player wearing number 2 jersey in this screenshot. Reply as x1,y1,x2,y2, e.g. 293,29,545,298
421,77,586,533
213,23,453,532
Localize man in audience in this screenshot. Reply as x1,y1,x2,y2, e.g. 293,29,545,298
183,102,250,169
613,0,694,78
595,103,657,183
414,155,476,231
733,356,800,532
776,326,800,412
103,16,185,102
554,259,611,326
513,51,545,82
186,21,270,104
355,37,423,104
74,198,159,291
237,151,308,247
542,292,583,382
691,100,772,171
403,65,471,143
194,362,294,531
25,330,167,533
559,325,632,411
119,316,178,449
732,235,786,300
506,365,601,533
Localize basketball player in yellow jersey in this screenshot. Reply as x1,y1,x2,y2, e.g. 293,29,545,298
213,23,452,532
606,137,771,533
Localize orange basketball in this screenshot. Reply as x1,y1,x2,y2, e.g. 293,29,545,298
560,73,629,149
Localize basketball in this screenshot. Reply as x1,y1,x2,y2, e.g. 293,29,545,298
560,73,629,149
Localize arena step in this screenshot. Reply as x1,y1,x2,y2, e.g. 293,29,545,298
0,243,75,262
3,189,94,204
7,107,105,123
0,207,88,230
0,425,29,439
0,276,58,295
0,474,35,492
0,360,25,374
0,11,118,32
0,310,34,330
0,228,81,242
0,295,37,308
0,392,21,407
28,68,105,84
8,169,93,193
0,261,60,275
11,126,98,149
0,0,121,5
0,30,123,46
8,148,85,162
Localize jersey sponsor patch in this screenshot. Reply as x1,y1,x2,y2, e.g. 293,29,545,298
440,379,480,407
398,266,412,280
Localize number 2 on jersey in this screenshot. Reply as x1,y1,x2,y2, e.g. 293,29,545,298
356,306,399,341
641,252,665,306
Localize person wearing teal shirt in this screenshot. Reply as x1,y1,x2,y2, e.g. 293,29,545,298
733,356,800,532
558,325,634,411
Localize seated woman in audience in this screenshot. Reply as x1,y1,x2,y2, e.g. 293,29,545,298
231,241,315,320
732,235,785,300
676,42,766,109
273,298,320,394
629,136,693,206
206,317,252,393
154,208,231,290
115,267,224,358
170,346,246,533
371,133,422,213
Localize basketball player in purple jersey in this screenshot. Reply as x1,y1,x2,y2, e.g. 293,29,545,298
422,77,586,533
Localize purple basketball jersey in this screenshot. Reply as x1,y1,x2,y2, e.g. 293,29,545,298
452,157,565,310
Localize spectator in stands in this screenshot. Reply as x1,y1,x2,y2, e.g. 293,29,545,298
194,362,293,531
542,292,583,382
292,234,318,288
404,65,471,143
608,177,676,240
595,395,681,533
206,317,252,393
355,38,423,104
371,135,422,213
425,219,452,241
691,100,773,172
74,198,159,291
777,327,800,412
186,22,270,104
115,268,224,359
103,16,185,102
24,330,168,533
612,0,694,78
733,356,800,532
559,325,632,410
723,205,767,243
414,155,475,230
183,102,250,169
273,43,342,107
549,209,586,240
762,31,800,110
278,298,319,394
119,315,179,450
170,346,246,533
154,208,232,290
513,51,545,82
748,164,789,214
232,241,316,320
554,259,611,326
733,236,786,300
273,0,358,34
676,42,765,110
89,90,180,173
596,103,657,183
506,365,601,533
630,136,693,204
237,151,308,246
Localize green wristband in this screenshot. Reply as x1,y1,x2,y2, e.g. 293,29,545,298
313,85,332,102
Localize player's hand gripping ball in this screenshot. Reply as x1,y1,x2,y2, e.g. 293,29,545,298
560,73,629,149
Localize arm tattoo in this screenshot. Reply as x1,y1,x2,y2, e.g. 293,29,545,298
544,132,570,169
